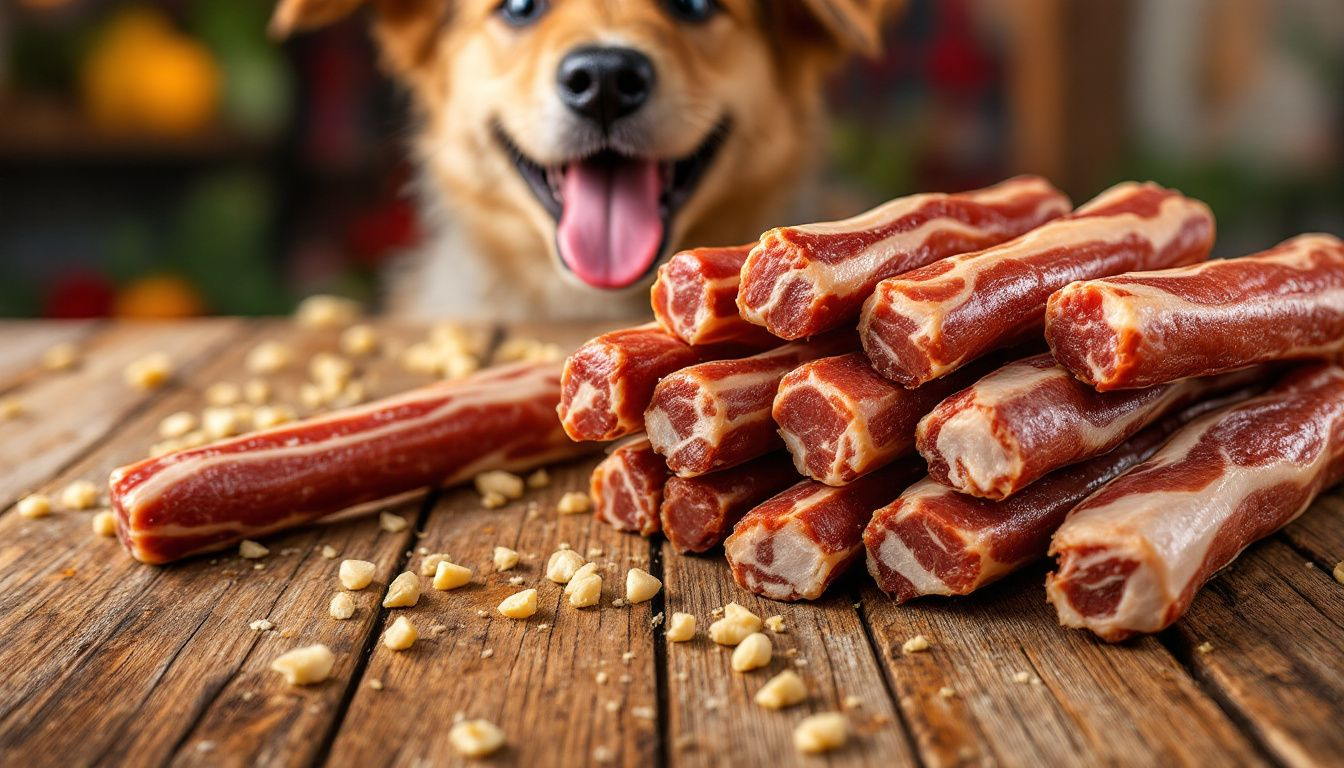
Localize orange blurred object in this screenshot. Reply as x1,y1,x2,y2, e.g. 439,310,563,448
114,275,207,319
81,7,221,137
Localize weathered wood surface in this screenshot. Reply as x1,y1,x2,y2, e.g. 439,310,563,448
0,320,1340,768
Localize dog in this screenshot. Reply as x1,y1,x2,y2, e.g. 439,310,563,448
272,0,893,319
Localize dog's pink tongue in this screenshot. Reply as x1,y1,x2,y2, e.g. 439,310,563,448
556,158,663,289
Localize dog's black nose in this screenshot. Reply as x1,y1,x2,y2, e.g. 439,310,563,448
556,46,656,128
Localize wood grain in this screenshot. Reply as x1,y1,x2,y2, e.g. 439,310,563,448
861,565,1260,767
0,320,243,509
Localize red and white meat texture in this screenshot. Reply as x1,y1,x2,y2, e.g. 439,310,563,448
737,176,1070,339
659,453,799,554
558,323,767,442
773,351,1004,487
590,436,669,536
650,244,777,347
916,353,1264,499
1046,233,1344,390
111,361,591,565
1047,364,1344,642
643,332,857,476
723,461,924,601
864,386,1253,602
859,182,1216,387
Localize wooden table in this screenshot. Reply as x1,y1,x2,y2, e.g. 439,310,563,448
0,319,1340,768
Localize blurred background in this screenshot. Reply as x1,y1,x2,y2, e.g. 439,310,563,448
0,0,1340,318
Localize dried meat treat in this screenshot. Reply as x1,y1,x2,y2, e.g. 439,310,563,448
644,332,857,476
738,176,1070,339
1046,233,1344,390
773,352,1002,486
865,386,1253,602
916,354,1264,499
111,362,591,565
860,182,1215,387
1047,364,1344,642
558,323,766,442
650,244,777,346
590,436,669,536
724,461,924,601
660,453,799,554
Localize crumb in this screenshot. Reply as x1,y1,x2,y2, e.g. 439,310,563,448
339,559,376,590
493,546,520,571
708,603,762,646
902,635,931,654
295,294,361,329
666,613,696,642
546,549,586,583
330,592,356,620
379,512,408,533
17,493,52,519
91,510,118,537
937,686,957,699
368,678,384,691
526,468,550,489
632,706,655,721
158,411,197,439
239,540,269,559
842,695,861,710
509,575,525,586
249,619,274,632
1196,642,1214,654
320,545,338,559
755,670,807,709
1013,671,1031,684
42,342,80,371
498,589,539,619
270,644,334,686
124,352,173,390
383,616,417,650
793,713,848,754
624,568,662,603
596,671,609,684
765,615,786,633
556,491,593,515
731,633,772,672
383,571,421,607
475,470,525,501
480,648,494,659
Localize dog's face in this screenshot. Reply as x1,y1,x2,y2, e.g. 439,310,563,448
274,0,887,296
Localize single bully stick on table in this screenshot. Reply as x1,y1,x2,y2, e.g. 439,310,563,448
590,436,669,536
865,386,1258,603
644,331,857,476
772,351,1005,486
737,175,1071,339
916,354,1265,500
111,361,594,565
724,460,924,601
557,322,773,442
1046,233,1344,390
859,181,1216,388
1047,363,1344,642
659,453,799,554
650,244,777,347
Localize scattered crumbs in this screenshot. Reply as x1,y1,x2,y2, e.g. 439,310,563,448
593,745,615,763
320,545,338,559
703,697,723,711
619,674,632,684
537,623,550,631
621,651,635,663
481,648,495,659
1196,642,1214,654
794,658,809,667
249,619,274,631
631,706,655,721
651,612,665,628
937,687,957,699
239,540,269,559
612,598,626,608
675,671,688,682
1305,561,1315,569
509,575,526,586
596,671,609,685
586,547,605,559
196,741,216,753
765,615,786,633
475,609,488,618
1333,561,1344,585
784,648,798,657
1013,671,1031,684
902,634,931,654
604,700,620,714
279,629,297,639
379,511,408,533
369,679,384,691
417,546,429,555
429,624,450,636
278,547,300,556
842,695,862,710
241,691,255,701
710,606,725,618
1030,678,1043,687
253,563,266,571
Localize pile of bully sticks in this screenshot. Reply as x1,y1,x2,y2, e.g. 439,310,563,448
108,176,1344,644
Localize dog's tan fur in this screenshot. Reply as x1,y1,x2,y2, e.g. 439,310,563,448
273,0,891,319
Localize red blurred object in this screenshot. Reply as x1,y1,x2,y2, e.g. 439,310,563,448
45,271,116,318
347,196,419,266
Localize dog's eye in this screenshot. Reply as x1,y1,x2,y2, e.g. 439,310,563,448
663,0,718,23
498,0,548,26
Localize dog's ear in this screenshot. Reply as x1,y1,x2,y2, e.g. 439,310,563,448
270,0,446,81
778,0,899,59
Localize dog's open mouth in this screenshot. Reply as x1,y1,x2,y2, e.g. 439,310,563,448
496,120,729,290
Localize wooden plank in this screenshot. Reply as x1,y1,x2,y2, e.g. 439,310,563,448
322,321,664,767
0,320,243,510
0,320,100,391
1166,539,1344,768
1278,490,1344,568
0,320,459,766
662,560,917,767
861,566,1262,767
